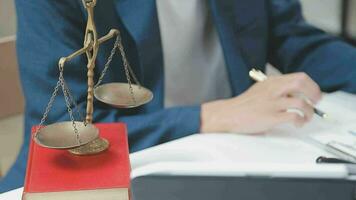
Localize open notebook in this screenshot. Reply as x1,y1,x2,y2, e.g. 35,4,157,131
130,92,356,179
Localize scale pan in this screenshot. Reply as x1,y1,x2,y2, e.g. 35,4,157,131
34,122,99,149
94,83,153,108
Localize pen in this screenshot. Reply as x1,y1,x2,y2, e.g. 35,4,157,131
249,68,328,119
316,156,356,164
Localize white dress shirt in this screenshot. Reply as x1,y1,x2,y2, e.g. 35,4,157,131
156,0,232,108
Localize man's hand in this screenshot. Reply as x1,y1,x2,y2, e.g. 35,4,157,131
200,72,322,134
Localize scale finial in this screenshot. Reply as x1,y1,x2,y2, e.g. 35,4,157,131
82,0,97,7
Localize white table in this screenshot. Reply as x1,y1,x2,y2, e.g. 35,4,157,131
0,188,22,200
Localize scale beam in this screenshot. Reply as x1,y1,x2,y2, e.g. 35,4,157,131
58,29,119,70
98,29,120,44
58,42,92,69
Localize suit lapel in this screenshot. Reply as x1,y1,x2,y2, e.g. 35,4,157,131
114,0,164,109
208,0,263,95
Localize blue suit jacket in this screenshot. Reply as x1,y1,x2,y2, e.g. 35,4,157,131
1,0,356,192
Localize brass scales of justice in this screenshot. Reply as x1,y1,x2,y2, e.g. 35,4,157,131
33,0,153,155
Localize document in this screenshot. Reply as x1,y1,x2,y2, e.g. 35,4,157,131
272,92,356,160
130,92,356,180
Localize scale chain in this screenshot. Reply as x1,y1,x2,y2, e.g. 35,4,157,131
127,62,141,88
34,79,61,137
94,34,121,88
117,34,141,87
94,31,141,106
59,71,81,145
63,79,86,125
116,33,138,105
34,67,82,145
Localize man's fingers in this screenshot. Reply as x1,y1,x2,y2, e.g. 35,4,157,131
277,112,306,127
280,72,322,104
278,97,314,122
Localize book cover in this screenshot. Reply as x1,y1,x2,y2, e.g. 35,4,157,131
23,123,130,200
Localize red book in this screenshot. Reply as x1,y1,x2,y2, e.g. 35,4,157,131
22,123,130,200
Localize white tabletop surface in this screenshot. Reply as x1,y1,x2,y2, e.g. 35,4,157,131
0,188,22,200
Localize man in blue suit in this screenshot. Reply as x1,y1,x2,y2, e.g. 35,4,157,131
1,0,356,192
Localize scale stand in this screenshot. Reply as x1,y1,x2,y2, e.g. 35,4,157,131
33,0,153,155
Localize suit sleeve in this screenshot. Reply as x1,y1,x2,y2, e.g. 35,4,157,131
267,0,356,93
16,0,200,151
